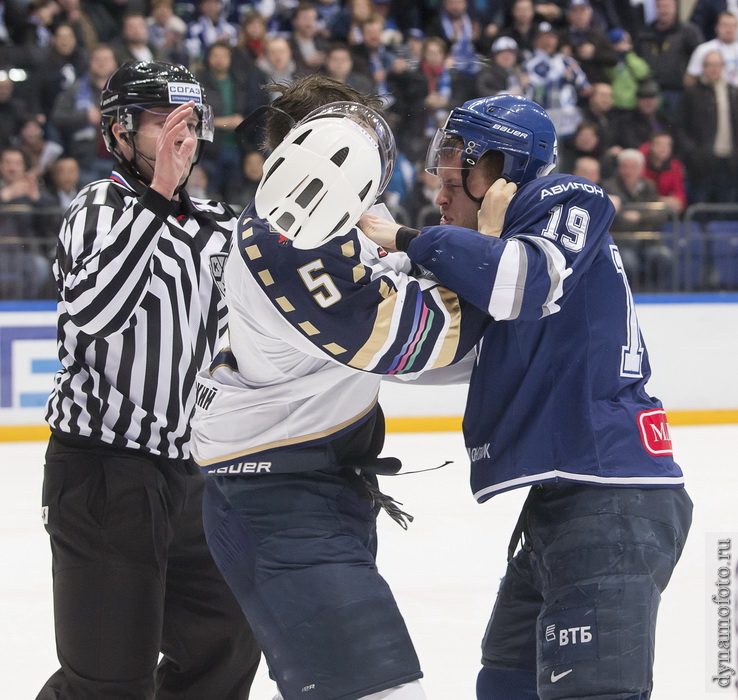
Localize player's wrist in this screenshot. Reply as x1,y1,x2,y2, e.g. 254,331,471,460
396,226,420,252
150,178,175,202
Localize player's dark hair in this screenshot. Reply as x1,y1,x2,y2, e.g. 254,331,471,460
477,149,505,184
262,75,381,151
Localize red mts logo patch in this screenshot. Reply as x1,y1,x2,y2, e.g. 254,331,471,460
637,409,673,456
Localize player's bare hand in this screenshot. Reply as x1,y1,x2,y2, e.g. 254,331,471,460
151,101,198,200
359,213,403,252
478,178,517,237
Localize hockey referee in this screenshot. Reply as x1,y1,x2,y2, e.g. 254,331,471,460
38,61,260,699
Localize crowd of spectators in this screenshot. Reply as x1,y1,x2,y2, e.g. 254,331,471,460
1,0,737,297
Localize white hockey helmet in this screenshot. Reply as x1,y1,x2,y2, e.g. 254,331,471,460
254,101,396,249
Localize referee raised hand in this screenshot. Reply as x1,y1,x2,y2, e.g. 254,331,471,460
38,61,260,700
151,101,199,198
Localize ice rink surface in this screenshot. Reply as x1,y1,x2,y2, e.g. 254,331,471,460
2,426,737,699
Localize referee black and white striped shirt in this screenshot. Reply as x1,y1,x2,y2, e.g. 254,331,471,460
46,168,233,459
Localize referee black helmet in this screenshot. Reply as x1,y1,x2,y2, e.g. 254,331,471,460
101,61,214,183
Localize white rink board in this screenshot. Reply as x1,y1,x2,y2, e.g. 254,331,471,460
1,298,737,430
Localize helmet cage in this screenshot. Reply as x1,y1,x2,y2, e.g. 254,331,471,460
299,101,396,195
255,101,396,249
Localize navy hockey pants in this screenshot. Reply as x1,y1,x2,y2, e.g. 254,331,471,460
202,469,423,700
481,482,692,700
37,434,260,700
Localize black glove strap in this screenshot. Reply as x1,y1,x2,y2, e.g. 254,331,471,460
396,226,420,252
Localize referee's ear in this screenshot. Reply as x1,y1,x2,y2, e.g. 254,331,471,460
111,123,134,158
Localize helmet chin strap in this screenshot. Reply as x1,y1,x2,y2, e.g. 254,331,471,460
460,167,485,204
460,153,510,204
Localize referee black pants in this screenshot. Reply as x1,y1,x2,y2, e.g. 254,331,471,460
37,434,260,700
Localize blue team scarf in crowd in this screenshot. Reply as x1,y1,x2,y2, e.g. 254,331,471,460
441,11,478,76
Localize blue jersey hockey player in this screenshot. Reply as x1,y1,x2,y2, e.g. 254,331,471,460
360,94,693,700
